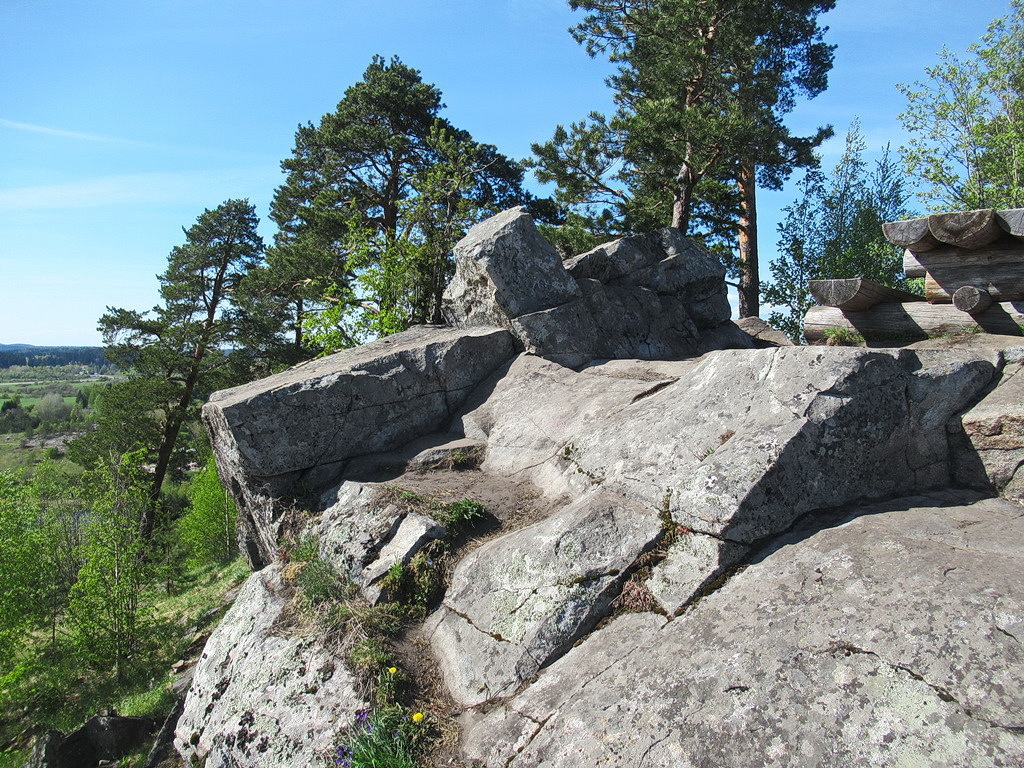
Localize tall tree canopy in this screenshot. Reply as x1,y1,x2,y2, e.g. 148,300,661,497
898,0,1023,211
762,123,912,342
532,0,834,316
262,55,533,353
84,199,265,537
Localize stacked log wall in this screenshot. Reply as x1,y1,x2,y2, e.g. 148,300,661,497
804,208,1024,344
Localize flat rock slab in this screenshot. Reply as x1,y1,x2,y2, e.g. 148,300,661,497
203,324,515,566
175,564,364,768
452,346,998,614
426,488,662,707
463,492,1024,767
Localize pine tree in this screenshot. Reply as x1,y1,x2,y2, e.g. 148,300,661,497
94,199,265,537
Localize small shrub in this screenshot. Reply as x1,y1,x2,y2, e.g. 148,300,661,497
290,536,319,563
179,456,238,567
349,637,390,673
297,558,347,607
439,499,486,531
822,327,864,346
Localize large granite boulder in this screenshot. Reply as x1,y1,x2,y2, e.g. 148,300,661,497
461,492,1024,767
443,206,582,328
175,564,364,768
443,208,750,366
203,325,515,567
187,211,1024,768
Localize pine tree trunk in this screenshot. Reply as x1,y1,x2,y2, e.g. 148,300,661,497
737,163,760,318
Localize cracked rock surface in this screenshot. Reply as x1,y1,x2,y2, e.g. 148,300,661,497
425,488,661,706
955,355,1024,504
455,345,996,610
175,564,363,768
463,491,1024,767
203,325,515,567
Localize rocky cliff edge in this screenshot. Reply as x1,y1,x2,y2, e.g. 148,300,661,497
181,208,1024,768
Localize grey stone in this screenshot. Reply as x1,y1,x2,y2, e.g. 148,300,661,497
27,715,160,768
312,481,406,582
735,315,795,347
442,209,746,367
463,493,1024,767
175,564,364,768
425,488,662,707
203,324,515,567
442,206,581,328
954,360,1024,503
456,346,995,609
360,511,446,604
646,532,748,616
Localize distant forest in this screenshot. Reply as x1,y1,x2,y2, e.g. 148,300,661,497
0,345,108,368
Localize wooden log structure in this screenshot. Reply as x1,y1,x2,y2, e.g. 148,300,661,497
998,208,1024,239
808,278,923,311
888,208,1024,253
902,243,1024,302
928,208,1002,249
953,286,993,314
883,216,940,252
804,301,1024,345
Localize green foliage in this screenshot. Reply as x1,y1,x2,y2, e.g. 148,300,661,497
333,705,427,768
0,471,50,663
265,55,533,355
34,392,72,425
178,456,238,567
899,0,1024,210
762,122,912,342
534,0,835,241
438,498,487,531
822,327,865,346
297,558,348,607
97,200,267,537
66,452,151,679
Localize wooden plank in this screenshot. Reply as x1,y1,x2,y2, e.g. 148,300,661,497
903,248,926,278
928,209,1002,249
804,301,1024,344
808,278,923,311
998,208,1024,239
883,216,940,251
918,243,1024,302
953,286,993,314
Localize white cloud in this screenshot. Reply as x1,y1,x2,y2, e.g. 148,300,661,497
0,168,278,210
0,117,166,149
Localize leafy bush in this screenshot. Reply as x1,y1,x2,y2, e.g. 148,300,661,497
66,452,151,680
178,456,238,567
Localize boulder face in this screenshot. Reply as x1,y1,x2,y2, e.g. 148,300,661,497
954,353,1024,503
443,207,750,366
203,324,516,567
174,564,362,768
462,492,1024,768
188,209,1024,768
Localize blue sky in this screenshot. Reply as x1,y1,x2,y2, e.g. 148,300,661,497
0,0,1012,346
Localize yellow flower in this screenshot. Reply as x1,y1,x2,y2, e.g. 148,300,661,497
388,667,397,675
411,712,424,723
